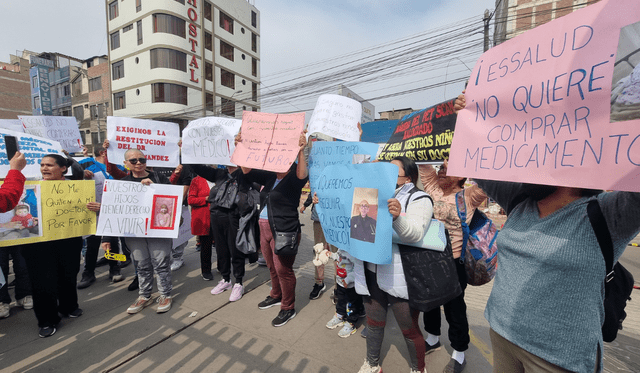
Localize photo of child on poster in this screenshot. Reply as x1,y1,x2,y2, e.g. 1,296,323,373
350,187,378,243
151,196,177,230
0,184,42,241
611,20,640,123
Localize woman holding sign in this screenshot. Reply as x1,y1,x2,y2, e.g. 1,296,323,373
236,131,308,327
20,154,84,338
454,93,640,373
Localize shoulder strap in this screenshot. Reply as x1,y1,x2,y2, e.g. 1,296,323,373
455,190,467,221
403,186,430,211
587,199,614,282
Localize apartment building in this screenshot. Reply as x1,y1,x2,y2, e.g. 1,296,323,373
106,0,260,127
0,56,31,119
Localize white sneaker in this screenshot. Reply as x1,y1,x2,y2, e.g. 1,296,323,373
358,359,382,373
0,303,9,318
229,283,244,302
326,313,345,329
210,279,232,295
338,322,357,338
16,296,33,310
170,259,184,271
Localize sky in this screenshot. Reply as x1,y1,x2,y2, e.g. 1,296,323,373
0,0,497,119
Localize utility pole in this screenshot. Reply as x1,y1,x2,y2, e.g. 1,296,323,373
483,9,492,52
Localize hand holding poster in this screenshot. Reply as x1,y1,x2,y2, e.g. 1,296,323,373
0,128,64,178
378,99,457,162
307,94,362,141
96,180,184,238
308,141,380,192
230,112,305,172
19,116,83,153
107,117,180,168
0,180,96,247
448,0,640,192
315,162,397,264
181,116,242,166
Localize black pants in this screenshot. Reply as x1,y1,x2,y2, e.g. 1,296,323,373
21,237,83,328
335,284,364,324
83,235,121,275
211,209,245,283
423,259,470,352
199,234,213,274
0,246,31,303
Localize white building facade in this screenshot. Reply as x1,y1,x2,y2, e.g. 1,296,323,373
106,0,260,124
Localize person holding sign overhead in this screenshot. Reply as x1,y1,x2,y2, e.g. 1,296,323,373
20,154,85,338
101,147,174,315
236,130,309,327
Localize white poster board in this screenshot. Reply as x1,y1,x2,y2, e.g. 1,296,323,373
172,205,193,248
19,116,83,153
0,119,24,133
0,128,64,178
307,94,362,141
181,116,242,166
96,180,184,238
106,117,180,168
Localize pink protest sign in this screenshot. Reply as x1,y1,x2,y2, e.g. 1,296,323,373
230,111,305,172
448,0,640,192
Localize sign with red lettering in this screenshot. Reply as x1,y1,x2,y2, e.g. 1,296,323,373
186,0,200,83
106,117,180,167
377,99,457,162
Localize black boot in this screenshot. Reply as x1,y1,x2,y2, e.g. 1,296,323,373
127,276,139,291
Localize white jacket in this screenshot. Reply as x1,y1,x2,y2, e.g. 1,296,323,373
354,183,432,299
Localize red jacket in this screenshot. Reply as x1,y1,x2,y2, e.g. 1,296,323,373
0,170,26,213
188,176,211,236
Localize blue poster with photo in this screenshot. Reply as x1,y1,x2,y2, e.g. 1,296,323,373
315,162,397,264
308,141,380,193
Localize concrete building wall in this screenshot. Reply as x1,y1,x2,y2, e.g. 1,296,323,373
0,59,32,119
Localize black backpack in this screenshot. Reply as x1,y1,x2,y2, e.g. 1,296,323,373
587,199,635,342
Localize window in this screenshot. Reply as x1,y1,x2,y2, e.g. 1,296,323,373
34,96,40,110
220,12,233,34
252,33,257,52
89,77,102,92
221,69,234,89
114,91,126,110
109,0,118,20
136,0,142,12
73,106,84,121
153,13,186,38
251,11,257,27
112,61,125,80
87,59,94,68
137,20,143,45
206,93,213,111
252,106,257,112
152,83,187,105
123,24,133,32
220,41,234,61
204,1,212,21
110,31,120,50
252,82,257,101
252,58,257,77
32,75,38,88
150,48,186,72
205,32,212,51
221,98,234,116
205,62,213,82
90,105,99,119
62,84,70,97
72,80,82,96
61,109,71,117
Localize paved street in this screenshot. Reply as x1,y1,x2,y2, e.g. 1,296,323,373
0,211,638,372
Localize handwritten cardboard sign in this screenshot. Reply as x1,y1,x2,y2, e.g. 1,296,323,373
315,162,397,264
307,94,362,141
0,180,96,247
19,116,83,153
308,141,380,192
378,99,457,162
96,180,184,238
181,116,242,166
0,128,64,178
230,111,305,172
0,119,24,133
448,0,640,192
106,117,180,168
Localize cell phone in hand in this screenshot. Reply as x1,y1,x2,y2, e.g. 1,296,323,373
4,135,19,161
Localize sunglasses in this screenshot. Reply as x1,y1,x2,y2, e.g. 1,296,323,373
127,157,147,164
